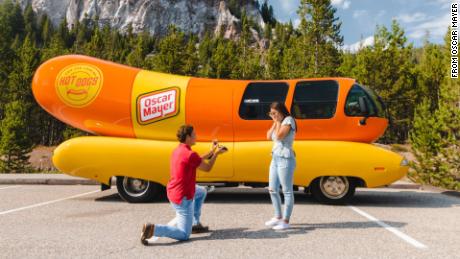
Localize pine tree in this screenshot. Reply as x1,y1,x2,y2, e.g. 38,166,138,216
8,36,39,104
148,25,186,74
352,21,417,143
337,51,355,76
0,0,25,107
265,41,281,79
126,31,151,69
0,101,33,173
280,36,304,79
418,39,446,110
38,14,53,46
183,35,199,76
208,36,237,79
42,32,68,61
72,16,92,54
85,25,105,59
57,17,72,48
260,0,275,26
233,11,259,79
409,28,460,190
263,22,272,40
0,1,25,41
297,0,343,77
197,32,213,77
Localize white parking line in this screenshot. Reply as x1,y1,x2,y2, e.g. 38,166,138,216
349,205,427,249
0,186,21,190
0,190,100,216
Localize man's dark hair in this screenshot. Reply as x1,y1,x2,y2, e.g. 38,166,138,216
177,125,194,143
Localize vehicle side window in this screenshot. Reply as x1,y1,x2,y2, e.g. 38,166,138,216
345,85,377,117
291,80,338,119
239,82,289,120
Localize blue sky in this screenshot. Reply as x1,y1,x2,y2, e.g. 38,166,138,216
265,0,452,51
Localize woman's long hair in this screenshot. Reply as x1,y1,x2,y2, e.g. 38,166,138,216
270,102,297,132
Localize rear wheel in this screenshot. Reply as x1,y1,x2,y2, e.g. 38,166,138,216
116,176,163,203
310,176,356,204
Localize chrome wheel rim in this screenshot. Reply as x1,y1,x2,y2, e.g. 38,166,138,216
319,176,349,199
122,177,149,197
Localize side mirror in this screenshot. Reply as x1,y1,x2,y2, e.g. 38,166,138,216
358,96,369,125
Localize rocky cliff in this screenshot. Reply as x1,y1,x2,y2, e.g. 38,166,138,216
6,0,265,41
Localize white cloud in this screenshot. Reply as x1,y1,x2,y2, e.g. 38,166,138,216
433,0,453,9
268,0,299,23
331,0,351,10
396,12,428,23
331,0,344,5
293,18,301,28
353,10,368,18
279,0,297,12
342,36,374,53
408,12,450,40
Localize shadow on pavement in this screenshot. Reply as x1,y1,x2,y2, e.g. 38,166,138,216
144,220,406,246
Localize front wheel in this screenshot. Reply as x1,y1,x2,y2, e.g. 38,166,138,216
116,176,163,203
310,176,356,204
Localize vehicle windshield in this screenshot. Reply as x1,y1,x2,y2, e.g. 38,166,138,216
345,84,388,118
360,85,388,118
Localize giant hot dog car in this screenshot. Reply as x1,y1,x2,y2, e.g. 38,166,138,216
32,55,409,204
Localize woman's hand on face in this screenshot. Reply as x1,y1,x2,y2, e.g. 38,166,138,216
270,121,279,134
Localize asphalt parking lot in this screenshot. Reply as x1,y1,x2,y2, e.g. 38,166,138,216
0,185,459,258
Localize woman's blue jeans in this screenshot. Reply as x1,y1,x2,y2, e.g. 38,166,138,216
269,155,296,221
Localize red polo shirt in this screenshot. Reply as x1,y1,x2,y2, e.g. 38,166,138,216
167,143,203,205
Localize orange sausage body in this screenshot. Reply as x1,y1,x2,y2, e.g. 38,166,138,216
32,55,387,143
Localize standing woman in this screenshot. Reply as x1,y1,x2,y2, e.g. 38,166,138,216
265,102,297,230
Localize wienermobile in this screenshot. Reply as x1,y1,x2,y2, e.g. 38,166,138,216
32,55,408,204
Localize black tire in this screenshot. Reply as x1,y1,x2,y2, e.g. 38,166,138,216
310,176,356,205
116,176,163,203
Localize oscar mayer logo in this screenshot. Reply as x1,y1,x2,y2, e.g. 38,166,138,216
137,87,180,125
55,63,103,108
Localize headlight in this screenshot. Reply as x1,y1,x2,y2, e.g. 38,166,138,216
400,158,409,166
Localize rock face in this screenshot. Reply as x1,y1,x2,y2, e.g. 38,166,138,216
6,0,265,40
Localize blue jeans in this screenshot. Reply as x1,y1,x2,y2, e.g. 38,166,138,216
269,155,296,221
154,185,207,241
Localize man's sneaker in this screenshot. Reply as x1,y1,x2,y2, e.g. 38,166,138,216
147,236,159,243
192,223,209,234
140,223,155,245
205,186,215,193
272,221,290,230
265,218,282,227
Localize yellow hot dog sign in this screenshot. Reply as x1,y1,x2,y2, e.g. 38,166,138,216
55,64,103,108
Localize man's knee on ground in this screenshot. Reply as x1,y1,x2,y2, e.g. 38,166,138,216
177,232,191,241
